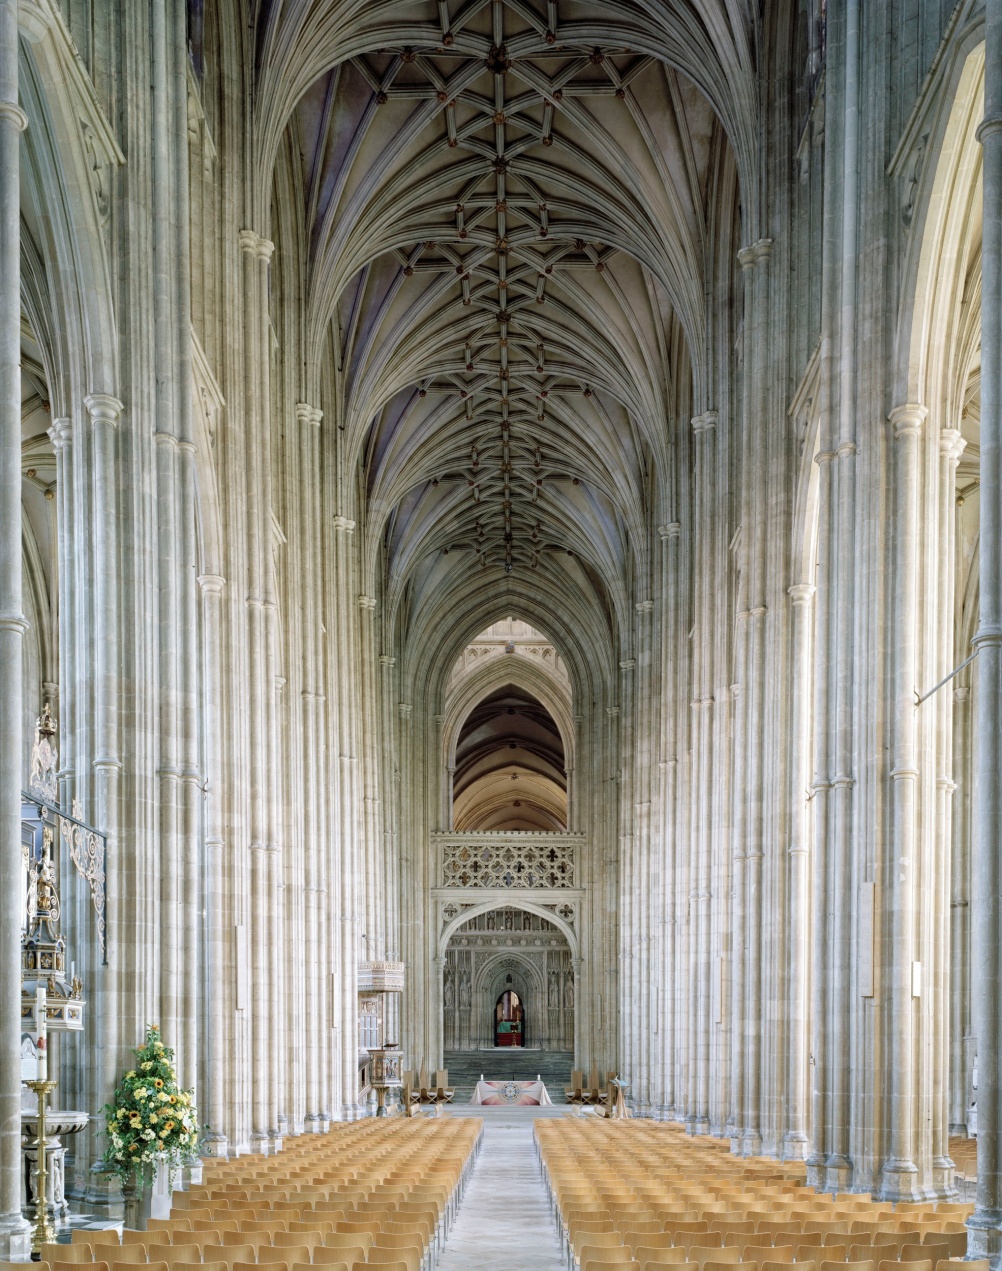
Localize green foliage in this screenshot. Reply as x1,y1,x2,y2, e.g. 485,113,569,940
101,1024,198,1184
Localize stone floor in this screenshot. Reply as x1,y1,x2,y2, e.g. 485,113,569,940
437,1107,566,1270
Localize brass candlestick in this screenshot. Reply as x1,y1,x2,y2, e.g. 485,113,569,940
26,1078,57,1252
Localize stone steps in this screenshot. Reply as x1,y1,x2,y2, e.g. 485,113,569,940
443,1049,573,1102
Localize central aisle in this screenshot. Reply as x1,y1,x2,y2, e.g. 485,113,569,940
437,1109,566,1269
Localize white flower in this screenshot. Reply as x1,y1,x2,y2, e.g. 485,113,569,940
141,1129,155,1141
135,1088,148,1100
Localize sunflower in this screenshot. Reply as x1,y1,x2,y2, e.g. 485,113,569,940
154,1078,164,1088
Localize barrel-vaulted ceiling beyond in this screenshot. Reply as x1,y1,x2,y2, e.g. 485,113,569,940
266,0,739,656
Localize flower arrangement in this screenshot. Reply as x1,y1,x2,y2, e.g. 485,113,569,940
102,1024,199,1183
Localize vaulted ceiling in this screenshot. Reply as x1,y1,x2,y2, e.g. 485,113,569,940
264,0,744,661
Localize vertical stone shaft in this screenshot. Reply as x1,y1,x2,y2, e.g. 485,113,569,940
689,411,716,1134
239,228,275,1144
969,0,1002,1257
297,404,321,1130
786,583,815,1158
660,522,681,1118
333,516,359,1117
934,431,964,1186
198,573,229,1156
0,0,30,1254
738,240,772,1154
885,403,926,1199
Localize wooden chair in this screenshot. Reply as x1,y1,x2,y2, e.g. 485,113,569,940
580,1248,636,1270
43,1246,93,1264
636,1250,688,1268
705,1261,759,1271
201,1244,257,1270
51,1263,109,1271
433,1070,454,1103
692,1247,741,1271
316,1246,366,1265
566,1069,586,1102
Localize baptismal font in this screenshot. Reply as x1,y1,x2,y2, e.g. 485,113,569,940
20,706,90,1243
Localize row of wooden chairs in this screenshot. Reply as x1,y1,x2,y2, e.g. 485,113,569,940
400,1068,453,1107
535,1120,973,1271
566,1068,614,1105
30,1118,481,1271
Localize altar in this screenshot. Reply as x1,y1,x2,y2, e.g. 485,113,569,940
470,1078,552,1106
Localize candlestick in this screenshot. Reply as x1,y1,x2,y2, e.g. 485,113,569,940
35,985,46,1081
26,1078,56,1251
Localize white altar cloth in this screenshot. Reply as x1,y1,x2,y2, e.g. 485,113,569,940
470,1078,553,1106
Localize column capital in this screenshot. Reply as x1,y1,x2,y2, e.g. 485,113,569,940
889,402,927,438
296,402,322,427
333,515,355,533
238,228,275,260
788,583,816,606
47,418,72,450
606,706,620,717
692,410,718,433
84,393,124,425
635,600,654,614
659,522,681,540
0,100,28,132
378,654,396,666
358,595,377,611
197,573,226,596
398,702,412,717
619,659,636,671
940,427,966,464
977,115,1002,145
737,238,773,270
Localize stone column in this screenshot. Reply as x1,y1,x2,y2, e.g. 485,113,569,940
884,402,926,1201
659,523,681,1119
689,411,716,1136
737,239,772,1156
0,0,30,1254
332,515,360,1118
933,430,964,1191
785,583,815,1159
238,227,277,1147
969,2,1002,1255
197,573,230,1156
806,446,835,1188
950,682,973,1135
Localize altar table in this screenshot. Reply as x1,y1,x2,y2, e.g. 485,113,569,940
470,1078,553,1106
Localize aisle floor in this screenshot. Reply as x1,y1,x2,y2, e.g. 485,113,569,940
437,1108,566,1270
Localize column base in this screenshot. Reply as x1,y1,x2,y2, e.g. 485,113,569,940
742,1129,763,1157
824,1154,853,1194
84,1160,123,1208
805,1152,826,1189
879,1157,921,1203
200,1133,229,1160
931,1155,957,1200
782,1131,810,1161
303,1114,326,1133
277,1114,289,1138
686,1117,710,1136
0,1213,32,1262
967,1210,1002,1266
268,1132,283,1154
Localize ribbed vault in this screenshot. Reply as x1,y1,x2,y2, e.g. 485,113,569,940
453,685,566,829
270,0,736,668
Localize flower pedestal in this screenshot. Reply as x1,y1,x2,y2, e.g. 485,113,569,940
103,1026,199,1224
122,1158,172,1231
